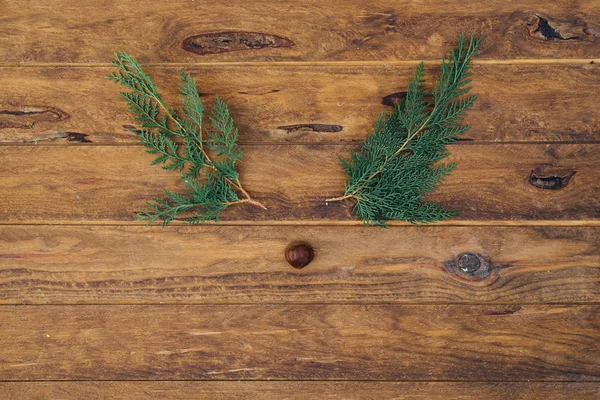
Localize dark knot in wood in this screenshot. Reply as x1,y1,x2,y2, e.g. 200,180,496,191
382,92,434,108
381,91,407,107
0,106,69,130
529,171,576,190
277,124,343,133
527,14,594,42
457,253,481,274
532,16,569,40
182,32,294,55
285,243,314,269
66,132,91,143
443,253,510,283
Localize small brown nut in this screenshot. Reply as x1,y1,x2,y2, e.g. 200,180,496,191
285,243,314,269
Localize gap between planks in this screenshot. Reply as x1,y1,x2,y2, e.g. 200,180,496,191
0,59,598,69
3,141,600,147
0,379,598,383
1,220,599,227
2,303,600,307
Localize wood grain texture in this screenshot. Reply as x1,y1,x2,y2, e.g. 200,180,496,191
1,226,599,304
1,1,599,63
0,145,597,223
2,382,599,400
3,0,599,393
1,305,599,381
1,64,599,144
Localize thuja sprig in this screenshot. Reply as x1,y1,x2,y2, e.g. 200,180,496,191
108,52,265,226
326,34,480,227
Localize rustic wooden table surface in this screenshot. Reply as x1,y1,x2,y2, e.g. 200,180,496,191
1,1,599,398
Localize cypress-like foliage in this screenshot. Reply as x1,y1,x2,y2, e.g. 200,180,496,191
327,34,480,227
108,52,265,226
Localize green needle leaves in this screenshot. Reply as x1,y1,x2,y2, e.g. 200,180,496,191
326,34,480,227
108,52,265,226
110,35,478,227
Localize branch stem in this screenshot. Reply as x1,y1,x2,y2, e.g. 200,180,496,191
325,194,354,203
225,198,267,210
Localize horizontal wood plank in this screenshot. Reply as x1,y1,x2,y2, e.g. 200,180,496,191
1,226,599,304
1,382,599,399
1,1,599,63
0,305,599,380
1,64,599,144
0,145,597,223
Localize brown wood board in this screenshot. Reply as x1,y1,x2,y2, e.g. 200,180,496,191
0,64,599,144
1,382,599,399
2,0,599,392
1,226,599,304
1,1,600,63
0,144,597,223
0,304,599,381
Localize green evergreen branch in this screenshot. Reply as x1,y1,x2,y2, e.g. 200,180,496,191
108,51,265,226
326,34,480,227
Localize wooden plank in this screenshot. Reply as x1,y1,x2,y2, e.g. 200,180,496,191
1,64,599,144
0,305,599,380
1,226,599,304
1,1,599,63
0,144,597,223
1,382,599,399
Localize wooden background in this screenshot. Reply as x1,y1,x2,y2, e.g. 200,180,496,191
1,0,599,398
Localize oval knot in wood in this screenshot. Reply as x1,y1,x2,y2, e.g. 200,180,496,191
443,252,510,283
457,253,481,274
0,105,69,130
529,171,576,190
285,243,314,269
182,32,294,55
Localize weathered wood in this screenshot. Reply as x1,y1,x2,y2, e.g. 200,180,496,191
0,145,597,223
1,226,599,304
1,1,599,63
0,305,599,380
2,0,598,394
1,382,599,399
1,64,599,144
